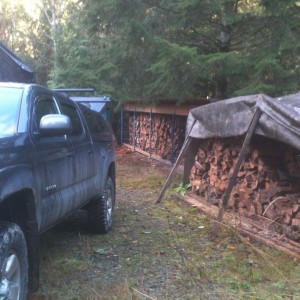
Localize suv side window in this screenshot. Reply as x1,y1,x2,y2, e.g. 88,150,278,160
57,99,84,138
33,96,58,132
32,95,69,143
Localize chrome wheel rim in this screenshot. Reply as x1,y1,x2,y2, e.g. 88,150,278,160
104,185,113,224
0,251,21,299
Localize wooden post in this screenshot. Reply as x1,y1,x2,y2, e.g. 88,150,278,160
171,106,176,165
133,108,136,151
120,105,124,145
210,108,262,240
149,109,152,159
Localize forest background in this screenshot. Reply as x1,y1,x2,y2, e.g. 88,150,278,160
1,0,299,104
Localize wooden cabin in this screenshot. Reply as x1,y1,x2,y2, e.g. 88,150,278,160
0,41,34,83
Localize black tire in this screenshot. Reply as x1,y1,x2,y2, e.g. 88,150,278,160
88,176,115,233
0,222,28,300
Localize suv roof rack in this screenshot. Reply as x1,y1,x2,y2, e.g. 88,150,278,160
53,88,95,95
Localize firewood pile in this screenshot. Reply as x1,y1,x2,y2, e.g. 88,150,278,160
129,112,185,160
190,136,300,242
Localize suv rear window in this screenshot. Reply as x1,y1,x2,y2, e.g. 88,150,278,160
0,87,23,136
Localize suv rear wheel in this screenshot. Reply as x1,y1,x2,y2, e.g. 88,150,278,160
87,176,115,233
0,222,28,300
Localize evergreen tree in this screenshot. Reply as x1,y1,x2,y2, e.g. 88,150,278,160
79,0,300,102
3,0,297,102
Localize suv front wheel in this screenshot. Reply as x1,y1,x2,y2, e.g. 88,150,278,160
87,176,115,233
0,222,28,300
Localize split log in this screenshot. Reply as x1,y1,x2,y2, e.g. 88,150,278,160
129,112,186,161
190,136,300,244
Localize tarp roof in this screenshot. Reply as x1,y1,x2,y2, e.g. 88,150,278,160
186,92,300,151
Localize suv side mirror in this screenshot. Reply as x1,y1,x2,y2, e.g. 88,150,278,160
39,114,72,136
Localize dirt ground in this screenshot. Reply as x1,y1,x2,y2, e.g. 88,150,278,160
31,148,300,300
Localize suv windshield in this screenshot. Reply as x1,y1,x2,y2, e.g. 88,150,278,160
0,87,23,136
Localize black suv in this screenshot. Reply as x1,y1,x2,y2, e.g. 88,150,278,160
0,82,116,299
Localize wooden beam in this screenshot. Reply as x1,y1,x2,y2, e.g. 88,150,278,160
177,193,300,259
211,108,262,240
123,143,173,166
124,103,198,116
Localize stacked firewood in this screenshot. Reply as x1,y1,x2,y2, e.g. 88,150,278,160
129,112,185,160
190,137,300,241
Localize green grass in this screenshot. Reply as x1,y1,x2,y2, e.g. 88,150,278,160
35,195,300,299
32,153,300,300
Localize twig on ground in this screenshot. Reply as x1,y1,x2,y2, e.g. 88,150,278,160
131,287,157,300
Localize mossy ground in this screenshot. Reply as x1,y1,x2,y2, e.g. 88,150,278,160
31,149,300,299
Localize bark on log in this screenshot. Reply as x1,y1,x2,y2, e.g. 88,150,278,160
190,136,300,244
129,112,186,161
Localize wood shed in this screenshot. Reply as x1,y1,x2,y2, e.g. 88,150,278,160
121,99,209,164
0,41,34,83
158,92,300,258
